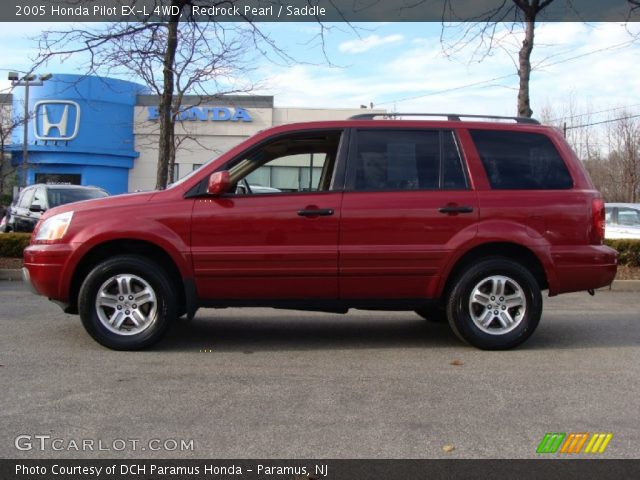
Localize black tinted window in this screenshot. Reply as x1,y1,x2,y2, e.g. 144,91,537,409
352,130,467,191
471,130,573,189
47,188,107,208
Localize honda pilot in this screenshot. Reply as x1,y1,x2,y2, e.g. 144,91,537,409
22,114,617,350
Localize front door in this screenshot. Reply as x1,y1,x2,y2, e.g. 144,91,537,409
191,130,346,301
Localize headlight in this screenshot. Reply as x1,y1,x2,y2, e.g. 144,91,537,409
35,211,74,241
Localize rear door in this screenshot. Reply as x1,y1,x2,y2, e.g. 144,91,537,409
339,128,479,299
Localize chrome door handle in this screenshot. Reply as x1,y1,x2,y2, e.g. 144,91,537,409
438,205,474,214
297,208,334,217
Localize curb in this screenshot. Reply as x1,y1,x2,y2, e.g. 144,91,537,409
1,269,639,290
0,269,22,281
602,280,640,292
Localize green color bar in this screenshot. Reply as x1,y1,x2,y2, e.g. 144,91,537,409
537,433,566,454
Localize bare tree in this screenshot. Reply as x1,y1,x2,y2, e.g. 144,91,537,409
537,95,601,162
436,1,640,118
582,156,615,201
96,18,259,184
436,0,556,118
33,1,302,189
536,99,640,201
605,112,640,202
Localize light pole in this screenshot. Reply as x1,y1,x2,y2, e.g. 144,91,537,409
8,72,52,187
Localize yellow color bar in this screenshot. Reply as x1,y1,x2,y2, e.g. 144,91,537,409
598,433,613,453
591,434,605,453
584,434,598,453
584,433,613,453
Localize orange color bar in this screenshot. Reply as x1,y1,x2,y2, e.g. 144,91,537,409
560,434,576,453
572,433,589,453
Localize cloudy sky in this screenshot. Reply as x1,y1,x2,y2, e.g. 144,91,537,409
1,21,639,126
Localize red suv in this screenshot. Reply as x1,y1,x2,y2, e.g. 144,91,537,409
23,114,617,350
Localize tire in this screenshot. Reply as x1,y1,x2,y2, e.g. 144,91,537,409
415,306,448,323
446,257,542,350
78,255,177,350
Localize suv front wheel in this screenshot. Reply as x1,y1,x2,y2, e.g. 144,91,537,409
446,257,542,350
78,255,176,350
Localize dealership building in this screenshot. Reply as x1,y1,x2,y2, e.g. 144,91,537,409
4,73,380,194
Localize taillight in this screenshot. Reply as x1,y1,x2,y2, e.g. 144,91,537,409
591,198,605,244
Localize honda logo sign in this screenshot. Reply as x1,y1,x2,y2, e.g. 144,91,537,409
34,100,81,141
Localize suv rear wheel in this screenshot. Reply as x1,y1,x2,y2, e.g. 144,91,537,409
446,257,542,350
78,255,176,350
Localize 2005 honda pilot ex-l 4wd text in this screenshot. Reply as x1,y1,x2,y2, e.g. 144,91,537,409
23,113,617,350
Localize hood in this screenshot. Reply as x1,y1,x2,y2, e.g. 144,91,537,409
42,191,157,220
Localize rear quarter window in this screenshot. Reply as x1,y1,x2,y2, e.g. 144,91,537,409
470,130,573,190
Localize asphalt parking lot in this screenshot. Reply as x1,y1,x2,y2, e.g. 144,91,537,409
0,280,638,459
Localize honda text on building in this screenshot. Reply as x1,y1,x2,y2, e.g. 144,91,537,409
22,113,617,350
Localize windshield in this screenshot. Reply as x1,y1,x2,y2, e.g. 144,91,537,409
47,188,108,208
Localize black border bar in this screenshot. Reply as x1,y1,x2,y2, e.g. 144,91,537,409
3,459,640,480
6,0,640,22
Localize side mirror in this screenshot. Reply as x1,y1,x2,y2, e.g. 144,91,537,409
207,171,231,195
29,203,45,213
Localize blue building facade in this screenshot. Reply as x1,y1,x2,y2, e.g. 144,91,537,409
11,74,147,194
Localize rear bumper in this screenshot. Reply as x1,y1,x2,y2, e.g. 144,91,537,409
551,245,618,294
21,267,38,294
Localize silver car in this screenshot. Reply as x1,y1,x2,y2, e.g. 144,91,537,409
605,203,640,239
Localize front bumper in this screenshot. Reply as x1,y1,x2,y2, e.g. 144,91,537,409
23,243,74,301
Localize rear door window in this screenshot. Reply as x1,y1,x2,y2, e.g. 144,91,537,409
470,130,573,190
348,129,468,191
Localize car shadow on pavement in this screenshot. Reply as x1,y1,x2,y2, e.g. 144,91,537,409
150,310,640,353
153,310,461,352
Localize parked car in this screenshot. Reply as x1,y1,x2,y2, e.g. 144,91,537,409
605,203,640,240
23,113,617,351
4,184,108,233
0,202,11,232
235,179,282,195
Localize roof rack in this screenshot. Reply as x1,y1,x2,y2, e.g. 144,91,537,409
348,113,540,124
